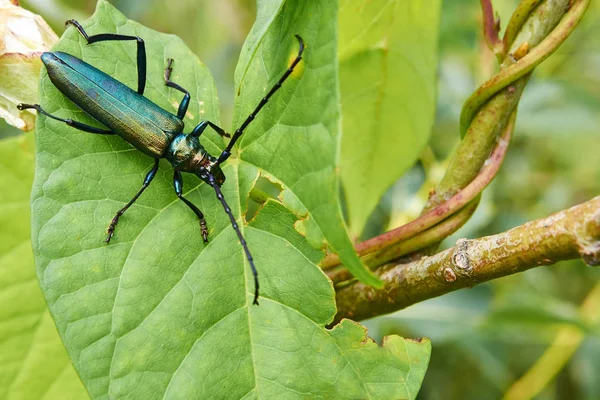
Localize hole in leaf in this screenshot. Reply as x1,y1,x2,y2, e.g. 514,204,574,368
246,174,283,221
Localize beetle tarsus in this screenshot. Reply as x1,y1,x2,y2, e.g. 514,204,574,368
103,159,160,244
105,226,116,244
105,212,122,244
164,58,174,81
17,103,33,111
163,58,191,119
200,219,209,243
65,20,88,40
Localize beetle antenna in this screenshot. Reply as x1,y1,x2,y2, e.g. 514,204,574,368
216,34,305,164
207,172,259,305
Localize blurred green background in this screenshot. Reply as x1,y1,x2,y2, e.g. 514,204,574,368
3,0,600,399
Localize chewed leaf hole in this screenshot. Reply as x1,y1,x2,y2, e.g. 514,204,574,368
246,174,283,221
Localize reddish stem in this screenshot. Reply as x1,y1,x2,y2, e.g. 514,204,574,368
320,114,515,269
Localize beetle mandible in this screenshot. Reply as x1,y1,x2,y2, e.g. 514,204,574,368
18,20,305,305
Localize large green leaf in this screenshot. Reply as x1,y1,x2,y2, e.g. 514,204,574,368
338,0,441,236
31,1,430,398
0,135,87,399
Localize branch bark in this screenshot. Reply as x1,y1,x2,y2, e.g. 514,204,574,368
334,196,600,323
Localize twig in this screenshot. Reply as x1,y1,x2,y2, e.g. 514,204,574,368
328,197,479,285
322,0,589,271
320,114,514,270
480,0,504,59
460,0,590,138
502,0,543,55
428,0,581,213
334,196,600,323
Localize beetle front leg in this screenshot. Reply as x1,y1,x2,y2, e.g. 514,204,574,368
205,121,231,138
173,170,209,242
164,59,232,140
189,120,230,139
17,103,114,134
106,159,159,243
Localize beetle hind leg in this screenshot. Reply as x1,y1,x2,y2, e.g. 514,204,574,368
65,19,147,95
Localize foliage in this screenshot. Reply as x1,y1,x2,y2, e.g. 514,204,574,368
0,134,87,399
364,1,600,399
338,0,440,237
23,1,431,398
0,0,598,398
0,0,57,131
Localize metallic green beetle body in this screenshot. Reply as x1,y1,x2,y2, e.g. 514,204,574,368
44,51,184,158
43,51,225,184
19,19,305,305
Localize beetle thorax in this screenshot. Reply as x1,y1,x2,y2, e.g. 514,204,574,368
165,133,209,173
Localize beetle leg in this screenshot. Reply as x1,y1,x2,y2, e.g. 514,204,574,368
173,170,209,242
17,103,113,134
65,19,147,95
163,58,190,120
189,121,230,139
163,58,232,138
189,121,208,138
205,121,231,138
216,34,305,165
106,159,160,243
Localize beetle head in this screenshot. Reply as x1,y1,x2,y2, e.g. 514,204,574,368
197,157,226,187
208,163,226,186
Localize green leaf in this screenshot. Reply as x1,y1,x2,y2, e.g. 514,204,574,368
0,135,88,399
338,0,441,236
234,0,381,287
32,1,429,398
